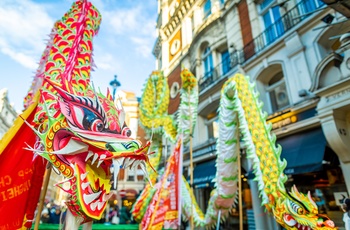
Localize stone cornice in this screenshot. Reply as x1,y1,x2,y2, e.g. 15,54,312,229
161,0,197,39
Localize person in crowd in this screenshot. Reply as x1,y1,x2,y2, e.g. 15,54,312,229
109,206,120,224
342,197,350,230
40,207,50,223
49,206,62,224
119,205,131,224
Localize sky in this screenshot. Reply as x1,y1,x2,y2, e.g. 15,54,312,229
0,0,158,112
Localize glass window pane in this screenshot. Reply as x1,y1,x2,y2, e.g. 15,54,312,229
221,50,230,75
260,0,274,10
203,0,211,18
269,83,289,111
203,53,213,75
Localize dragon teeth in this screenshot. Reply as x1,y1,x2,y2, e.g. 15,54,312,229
83,191,102,205
80,171,88,181
81,181,90,190
97,201,104,210
85,151,94,162
97,154,107,167
92,153,99,165
112,159,121,189
140,162,152,186
90,201,98,211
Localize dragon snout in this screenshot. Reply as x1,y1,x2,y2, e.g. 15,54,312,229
105,140,142,154
105,143,116,152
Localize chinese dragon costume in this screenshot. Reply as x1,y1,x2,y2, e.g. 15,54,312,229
135,69,337,230
0,0,152,229
0,0,338,229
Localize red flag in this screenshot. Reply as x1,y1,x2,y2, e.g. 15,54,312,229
0,101,46,229
141,137,182,230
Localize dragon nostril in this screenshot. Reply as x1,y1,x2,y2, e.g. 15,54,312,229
105,143,115,152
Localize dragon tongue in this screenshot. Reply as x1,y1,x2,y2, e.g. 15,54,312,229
112,158,124,189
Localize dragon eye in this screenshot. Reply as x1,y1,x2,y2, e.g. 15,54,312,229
291,201,305,215
122,127,132,137
91,119,104,132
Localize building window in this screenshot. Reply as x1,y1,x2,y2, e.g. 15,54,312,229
266,72,289,112
202,46,214,78
137,168,144,181
221,50,230,76
262,5,284,44
127,171,135,181
203,0,211,19
191,14,195,36
259,0,274,10
207,112,219,139
298,0,324,15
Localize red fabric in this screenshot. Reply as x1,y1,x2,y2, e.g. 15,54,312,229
23,157,46,228
0,109,45,229
141,138,182,230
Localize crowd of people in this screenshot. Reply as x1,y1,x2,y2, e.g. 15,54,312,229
40,200,135,225
40,203,66,224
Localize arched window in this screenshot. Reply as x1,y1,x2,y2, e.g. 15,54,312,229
266,71,289,112
202,46,214,78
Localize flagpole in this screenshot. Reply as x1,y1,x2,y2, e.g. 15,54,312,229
178,136,183,230
216,210,222,230
188,87,194,230
34,163,52,230
238,150,243,230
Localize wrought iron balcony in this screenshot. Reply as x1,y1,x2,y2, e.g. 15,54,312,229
198,0,325,92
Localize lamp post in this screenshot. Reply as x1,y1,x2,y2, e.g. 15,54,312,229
109,75,121,100
106,78,121,223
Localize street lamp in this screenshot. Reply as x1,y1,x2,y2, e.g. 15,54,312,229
109,75,121,100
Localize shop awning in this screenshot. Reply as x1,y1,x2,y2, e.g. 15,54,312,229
278,128,327,175
192,160,216,188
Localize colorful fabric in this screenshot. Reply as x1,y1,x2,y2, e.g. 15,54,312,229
141,138,182,230
0,99,46,229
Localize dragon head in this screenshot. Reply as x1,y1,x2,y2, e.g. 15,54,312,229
274,185,335,230
22,0,154,223
28,79,153,221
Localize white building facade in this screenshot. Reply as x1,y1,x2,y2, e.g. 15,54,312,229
154,0,350,228
0,89,17,140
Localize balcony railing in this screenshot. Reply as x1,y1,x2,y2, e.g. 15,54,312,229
198,0,325,92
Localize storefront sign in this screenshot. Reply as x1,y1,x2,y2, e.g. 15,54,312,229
268,108,316,130
272,116,297,130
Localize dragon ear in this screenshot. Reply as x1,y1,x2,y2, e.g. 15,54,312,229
307,191,317,209
292,185,300,196
57,100,76,125
106,88,113,101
